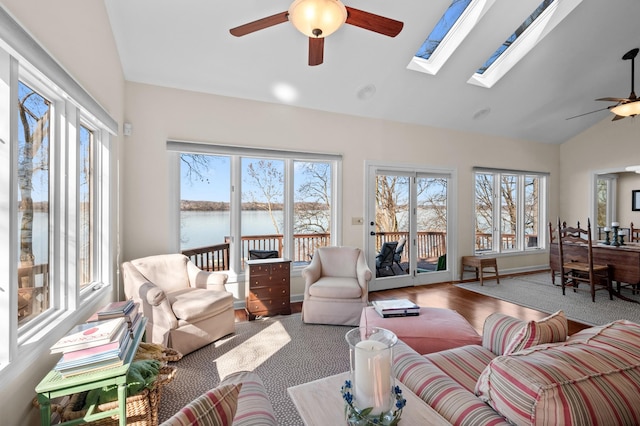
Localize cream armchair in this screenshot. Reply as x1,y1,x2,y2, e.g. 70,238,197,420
122,253,235,355
301,246,372,326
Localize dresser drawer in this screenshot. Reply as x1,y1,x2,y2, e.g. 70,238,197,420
248,262,290,278
249,286,289,301
246,298,291,316
248,275,288,288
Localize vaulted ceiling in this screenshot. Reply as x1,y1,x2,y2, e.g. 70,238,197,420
104,0,640,144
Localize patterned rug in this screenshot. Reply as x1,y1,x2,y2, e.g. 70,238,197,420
456,272,640,326
157,313,352,425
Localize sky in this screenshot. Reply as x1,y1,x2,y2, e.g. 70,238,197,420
180,155,319,203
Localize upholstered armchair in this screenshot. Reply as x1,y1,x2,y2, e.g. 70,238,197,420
122,253,235,355
301,246,372,326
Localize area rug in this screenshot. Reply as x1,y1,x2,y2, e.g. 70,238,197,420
456,273,640,326
157,313,352,425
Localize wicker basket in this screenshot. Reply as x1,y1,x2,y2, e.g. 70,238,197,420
61,365,176,426
134,342,183,363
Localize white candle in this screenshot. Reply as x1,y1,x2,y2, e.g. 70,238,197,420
354,339,391,415
612,222,620,227
604,227,610,232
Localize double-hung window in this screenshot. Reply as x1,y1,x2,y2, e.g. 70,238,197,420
169,141,341,277
0,9,116,371
473,168,547,254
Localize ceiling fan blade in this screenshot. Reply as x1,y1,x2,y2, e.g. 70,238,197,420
612,114,626,121
565,106,612,120
595,97,630,103
229,11,289,37
345,7,403,37
308,37,324,66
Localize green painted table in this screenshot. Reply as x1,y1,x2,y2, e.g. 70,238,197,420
35,318,146,426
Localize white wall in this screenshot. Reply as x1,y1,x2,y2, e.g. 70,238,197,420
122,82,559,300
560,117,640,227
0,1,125,424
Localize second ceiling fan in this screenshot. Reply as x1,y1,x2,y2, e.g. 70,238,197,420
229,0,403,66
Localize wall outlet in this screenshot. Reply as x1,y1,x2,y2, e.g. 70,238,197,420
352,217,364,225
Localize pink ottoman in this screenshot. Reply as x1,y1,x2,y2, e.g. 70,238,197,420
359,306,481,355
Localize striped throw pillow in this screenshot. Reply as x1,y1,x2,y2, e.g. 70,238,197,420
503,310,567,355
161,383,241,426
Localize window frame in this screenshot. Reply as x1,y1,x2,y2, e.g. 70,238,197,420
0,14,116,376
473,167,548,255
168,140,342,282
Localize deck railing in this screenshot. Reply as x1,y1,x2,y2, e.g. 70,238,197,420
182,231,540,271
182,243,230,271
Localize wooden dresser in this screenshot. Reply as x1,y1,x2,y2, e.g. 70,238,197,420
245,258,291,320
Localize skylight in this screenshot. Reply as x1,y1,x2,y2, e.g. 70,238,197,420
407,0,497,76
415,0,472,62
468,0,584,88
476,0,555,75
408,0,584,87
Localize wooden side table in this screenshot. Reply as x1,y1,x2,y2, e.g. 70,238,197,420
460,256,500,286
287,372,450,425
245,258,291,320
35,318,146,426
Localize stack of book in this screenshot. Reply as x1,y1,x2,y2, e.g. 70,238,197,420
51,301,142,377
371,299,420,318
87,299,140,328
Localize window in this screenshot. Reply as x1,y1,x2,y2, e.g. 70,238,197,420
474,168,546,254
596,174,617,232
0,8,116,371
173,142,340,276
17,81,51,326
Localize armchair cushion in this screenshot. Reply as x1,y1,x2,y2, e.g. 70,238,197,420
168,288,234,322
307,277,362,299
132,254,191,292
316,247,360,277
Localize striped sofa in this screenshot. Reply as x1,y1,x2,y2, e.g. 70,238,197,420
162,370,277,426
393,312,640,425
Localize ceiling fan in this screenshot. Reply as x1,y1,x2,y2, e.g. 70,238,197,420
568,48,640,121
229,0,403,66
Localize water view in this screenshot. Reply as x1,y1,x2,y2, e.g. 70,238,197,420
180,210,284,250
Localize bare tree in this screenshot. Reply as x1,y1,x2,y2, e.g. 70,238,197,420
18,89,50,272
295,162,331,233
181,154,212,184
243,160,283,234
375,175,407,232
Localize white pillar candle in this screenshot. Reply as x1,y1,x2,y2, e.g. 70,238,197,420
612,222,620,227
354,339,391,415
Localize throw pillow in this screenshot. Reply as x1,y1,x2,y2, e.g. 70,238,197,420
503,310,567,355
161,383,242,426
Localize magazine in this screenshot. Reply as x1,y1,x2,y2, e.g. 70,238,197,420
50,317,126,353
371,299,420,318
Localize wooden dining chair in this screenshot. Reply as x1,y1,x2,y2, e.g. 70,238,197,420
548,221,563,285
631,222,640,243
557,218,613,302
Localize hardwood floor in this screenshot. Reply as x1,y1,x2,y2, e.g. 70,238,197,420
235,274,590,335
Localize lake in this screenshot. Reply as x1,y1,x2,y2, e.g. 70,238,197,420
180,210,284,250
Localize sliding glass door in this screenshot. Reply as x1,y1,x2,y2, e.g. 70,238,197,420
366,163,453,290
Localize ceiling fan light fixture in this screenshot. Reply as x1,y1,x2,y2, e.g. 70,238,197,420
611,100,640,117
288,0,347,38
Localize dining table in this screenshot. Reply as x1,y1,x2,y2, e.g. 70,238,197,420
549,241,640,303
